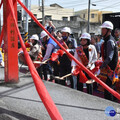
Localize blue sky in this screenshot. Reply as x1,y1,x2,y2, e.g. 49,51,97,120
31,0,120,12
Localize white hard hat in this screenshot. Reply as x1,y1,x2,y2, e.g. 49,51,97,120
40,31,48,39
30,34,39,41
100,21,113,30
61,27,71,34
80,33,91,40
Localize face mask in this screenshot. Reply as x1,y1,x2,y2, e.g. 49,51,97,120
62,36,68,41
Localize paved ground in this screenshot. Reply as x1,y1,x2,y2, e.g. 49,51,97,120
0,67,120,120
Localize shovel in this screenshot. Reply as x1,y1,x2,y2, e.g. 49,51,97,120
86,79,95,84
54,73,72,80
33,58,50,64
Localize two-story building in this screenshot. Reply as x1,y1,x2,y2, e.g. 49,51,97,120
31,3,74,21
74,9,112,23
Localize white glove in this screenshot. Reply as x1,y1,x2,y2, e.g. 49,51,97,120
86,64,91,69
71,66,75,74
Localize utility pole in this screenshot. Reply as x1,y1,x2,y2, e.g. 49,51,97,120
38,0,40,7
42,0,45,25
23,0,30,41
25,0,29,33
87,0,90,33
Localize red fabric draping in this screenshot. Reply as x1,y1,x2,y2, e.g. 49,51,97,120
25,42,31,48
8,0,63,119
50,49,64,61
57,49,64,56
50,53,59,61
73,66,88,83
91,60,102,74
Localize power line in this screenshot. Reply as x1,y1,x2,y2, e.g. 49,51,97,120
64,3,87,8
92,0,113,3
32,0,120,12
98,1,120,10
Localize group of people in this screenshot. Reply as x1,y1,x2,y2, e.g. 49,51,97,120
18,20,120,102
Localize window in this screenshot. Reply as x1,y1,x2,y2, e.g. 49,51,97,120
70,16,77,21
83,14,85,18
70,16,74,21
33,14,37,18
91,14,95,18
62,17,68,21
17,10,22,21
45,15,52,20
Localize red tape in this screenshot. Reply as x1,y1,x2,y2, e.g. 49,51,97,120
17,0,120,100
8,0,63,119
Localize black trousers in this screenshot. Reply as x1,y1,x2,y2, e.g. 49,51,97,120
104,77,117,101
77,73,93,95
37,63,53,81
59,54,73,88
52,61,60,84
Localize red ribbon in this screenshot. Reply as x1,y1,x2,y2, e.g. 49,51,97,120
91,60,102,74
25,42,31,48
8,0,63,119
73,66,88,83
57,49,64,56
50,53,59,61
50,49,64,61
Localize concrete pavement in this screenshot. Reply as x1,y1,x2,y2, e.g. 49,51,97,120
0,67,120,120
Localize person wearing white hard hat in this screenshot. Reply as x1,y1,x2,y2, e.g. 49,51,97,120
71,33,97,94
99,21,118,101
28,34,42,60
37,30,57,81
58,27,77,88
40,30,57,62
61,27,77,48
100,21,113,39
19,34,42,65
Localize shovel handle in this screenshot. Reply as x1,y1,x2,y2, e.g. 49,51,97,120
61,73,72,79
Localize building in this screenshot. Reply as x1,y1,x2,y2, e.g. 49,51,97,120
74,9,113,23
31,3,74,21
17,3,113,37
